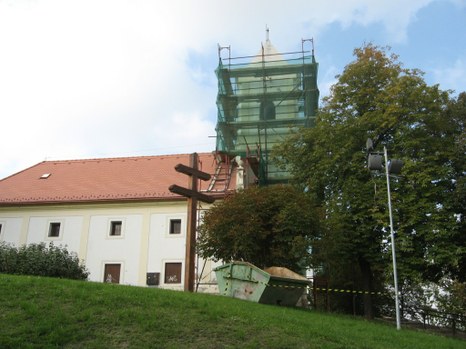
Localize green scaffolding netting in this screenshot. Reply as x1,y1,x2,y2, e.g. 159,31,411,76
215,48,319,185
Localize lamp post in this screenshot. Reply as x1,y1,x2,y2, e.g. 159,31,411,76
367,139,402,330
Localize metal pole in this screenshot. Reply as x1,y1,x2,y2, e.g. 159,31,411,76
384,146,401,330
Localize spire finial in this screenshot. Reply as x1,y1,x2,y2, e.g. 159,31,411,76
266,25,270,42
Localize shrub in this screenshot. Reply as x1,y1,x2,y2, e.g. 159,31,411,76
0,242,88,280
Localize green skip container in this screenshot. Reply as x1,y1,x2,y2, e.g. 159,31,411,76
214,262,309,307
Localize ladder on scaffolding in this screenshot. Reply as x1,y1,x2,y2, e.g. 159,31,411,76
207,152,233,192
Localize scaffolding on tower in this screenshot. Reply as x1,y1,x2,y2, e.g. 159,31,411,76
215,37,319,185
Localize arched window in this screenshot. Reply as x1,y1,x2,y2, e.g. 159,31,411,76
260,100,276,120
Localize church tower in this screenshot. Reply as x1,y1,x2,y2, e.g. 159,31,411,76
215,31,319,185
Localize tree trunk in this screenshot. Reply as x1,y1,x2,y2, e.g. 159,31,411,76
359,257,374,319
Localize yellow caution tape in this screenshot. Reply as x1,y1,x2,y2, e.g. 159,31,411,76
222,278,385,296
266,284,385,295
313,287,384,295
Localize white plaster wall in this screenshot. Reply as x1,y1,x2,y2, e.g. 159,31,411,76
0,217,23,245
86,214,143,285
147,212,186,290
26,216,83,253
0,203,222,294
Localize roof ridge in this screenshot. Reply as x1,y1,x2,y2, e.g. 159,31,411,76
0,152,216,181
39,152,215,164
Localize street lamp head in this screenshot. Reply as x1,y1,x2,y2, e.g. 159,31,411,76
366,138,374,152
368,154,383,171
388,159,403,175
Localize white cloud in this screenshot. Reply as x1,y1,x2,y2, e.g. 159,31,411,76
151,110,216,153
433,58,466,94
449,0,466,7
319,65,341,99
287,0,435,44
0,0,452,178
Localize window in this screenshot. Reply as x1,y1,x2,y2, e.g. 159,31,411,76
169,219,181,235
110,221,122,236
0,223,2,235
259,99,276,120
164,262,182,284
104,264,121,284
48,222,61,237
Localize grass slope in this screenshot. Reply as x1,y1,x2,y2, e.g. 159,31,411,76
0,274,464,349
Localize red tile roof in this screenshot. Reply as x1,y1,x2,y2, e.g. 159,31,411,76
0,153,235,205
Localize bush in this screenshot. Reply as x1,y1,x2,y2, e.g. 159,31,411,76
0,242,88,280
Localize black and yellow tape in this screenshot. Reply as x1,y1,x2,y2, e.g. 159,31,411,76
313,287,385,295
222,277,385,296
267,283,386,295
266,283,307,290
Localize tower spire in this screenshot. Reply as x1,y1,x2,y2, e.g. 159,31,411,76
266,25,270,42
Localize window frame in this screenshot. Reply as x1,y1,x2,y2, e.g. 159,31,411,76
47,221,62,239
109,220,123,237
169,219,182,235
166,216,184,237
107,218,125,238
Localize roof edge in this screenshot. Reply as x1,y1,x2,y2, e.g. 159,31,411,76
0,161,47,182
0,190,233,207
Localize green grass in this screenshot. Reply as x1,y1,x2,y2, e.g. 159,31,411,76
0,274,464,348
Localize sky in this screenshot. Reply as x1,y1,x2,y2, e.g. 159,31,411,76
1,0,465,179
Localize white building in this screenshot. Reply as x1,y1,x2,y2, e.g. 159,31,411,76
1,36,318,293
0,153,238,291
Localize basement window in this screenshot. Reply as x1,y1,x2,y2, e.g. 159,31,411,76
169,219,181,235
164,262,182,284
48,222,61,238
104,263,121,284
109,221,122,236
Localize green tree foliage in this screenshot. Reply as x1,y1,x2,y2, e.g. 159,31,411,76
275,44,465,318
440,92,466,281
197,185,320,272
436,279,466,330
0,242,89,280
393,91,465,285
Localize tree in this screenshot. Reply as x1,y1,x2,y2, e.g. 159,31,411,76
197,185,320,272
275,44,464,318
439,92,466,281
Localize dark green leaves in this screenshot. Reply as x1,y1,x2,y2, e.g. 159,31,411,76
197,185,320,272
0,242,89,280
274,43,465,316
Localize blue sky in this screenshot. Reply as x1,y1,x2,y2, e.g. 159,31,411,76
0,0,465,179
